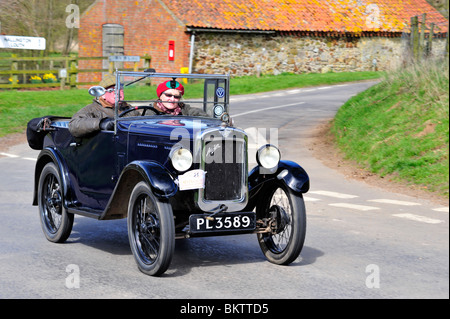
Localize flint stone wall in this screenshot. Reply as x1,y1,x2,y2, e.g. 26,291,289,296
193,33,446,76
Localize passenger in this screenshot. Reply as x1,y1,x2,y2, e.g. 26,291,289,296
68,74,139,138
152,80,208,117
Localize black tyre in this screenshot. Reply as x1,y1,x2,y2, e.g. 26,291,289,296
256,181,306,265
127,181,175,276
38,162,74,243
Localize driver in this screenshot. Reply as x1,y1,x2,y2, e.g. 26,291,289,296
68,74,139,138
149,80,208,117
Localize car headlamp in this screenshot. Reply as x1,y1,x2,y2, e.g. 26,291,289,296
256,144,281,170
170,147,193,172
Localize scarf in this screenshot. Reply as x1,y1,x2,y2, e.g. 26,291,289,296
157,101,182,115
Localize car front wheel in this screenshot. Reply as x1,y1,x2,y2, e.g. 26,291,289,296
38,162,74,243
127,181,175,276
256,181,306,265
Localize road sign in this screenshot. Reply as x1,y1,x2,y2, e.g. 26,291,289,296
108,55,140,62
0,35,46,50
59,68,67,78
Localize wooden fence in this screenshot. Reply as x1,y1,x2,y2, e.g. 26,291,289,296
0,55,151,89
409,13,449,62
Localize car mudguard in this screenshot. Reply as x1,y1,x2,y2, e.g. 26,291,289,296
247,160,309,210
100,160,177,220
124,161,178,198
33,147,73,206
275,160,310,193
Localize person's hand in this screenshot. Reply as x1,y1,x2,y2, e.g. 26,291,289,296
118,101,132,111
99,118,114,131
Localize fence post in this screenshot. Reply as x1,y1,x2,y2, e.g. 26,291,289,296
59,57,70,90
411,16,420,61
426,23,435,57
419,13,427,59
143,55,152,69
69,59,77,88
22,63,26,84
11,54,18,87
446,26,449,57
143,55,152,86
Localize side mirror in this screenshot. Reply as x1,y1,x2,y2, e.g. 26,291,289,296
88,86,106,97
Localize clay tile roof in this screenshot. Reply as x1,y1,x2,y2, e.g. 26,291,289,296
161,0,448,33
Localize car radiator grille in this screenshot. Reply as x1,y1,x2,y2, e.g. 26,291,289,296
202,133,247,202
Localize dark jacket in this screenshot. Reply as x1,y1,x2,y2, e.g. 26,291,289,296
68,99,139,138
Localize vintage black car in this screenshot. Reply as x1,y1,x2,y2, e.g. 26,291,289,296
29,71,309,276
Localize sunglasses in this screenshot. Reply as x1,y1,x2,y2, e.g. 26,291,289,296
163,92,182,99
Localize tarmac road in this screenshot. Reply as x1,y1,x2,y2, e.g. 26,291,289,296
0,81,448,300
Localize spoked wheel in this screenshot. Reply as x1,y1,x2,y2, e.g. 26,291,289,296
256,181,306,265
38,162,74,243
127,182,175,276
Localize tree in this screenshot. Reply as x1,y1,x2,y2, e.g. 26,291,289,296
0,0,95,55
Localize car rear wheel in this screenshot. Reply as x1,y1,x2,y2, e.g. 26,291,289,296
38,162,74,243
256,181,306,265
127,181,175,276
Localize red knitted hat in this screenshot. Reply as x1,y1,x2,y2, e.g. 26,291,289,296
157,80,184,97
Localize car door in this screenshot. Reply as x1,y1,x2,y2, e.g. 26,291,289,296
68,131,118,211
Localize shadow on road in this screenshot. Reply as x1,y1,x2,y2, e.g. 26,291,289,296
64,216,325,278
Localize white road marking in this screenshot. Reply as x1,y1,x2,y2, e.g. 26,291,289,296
1,152,36,161
309,190,358,199
329,203,380,211
0,152,19,158
303,196,321,202
233,102,305,118
432,207,449,213
368,199,421,206
230,86,322,102
393,213,444,224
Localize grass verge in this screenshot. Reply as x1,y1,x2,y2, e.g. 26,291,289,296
331,58,449,198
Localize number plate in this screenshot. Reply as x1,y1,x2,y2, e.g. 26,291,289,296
189,212,256,234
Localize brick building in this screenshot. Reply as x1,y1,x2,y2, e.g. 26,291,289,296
78,0,448,83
